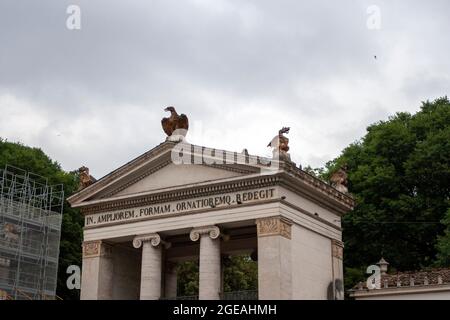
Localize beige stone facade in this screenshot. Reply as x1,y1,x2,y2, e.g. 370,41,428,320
68,141,354,300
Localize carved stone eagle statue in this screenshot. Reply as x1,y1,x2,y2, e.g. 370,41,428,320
161,106,189,140
267,127,291,161
267,127,290,153
330,165,348,193
78,166,96,191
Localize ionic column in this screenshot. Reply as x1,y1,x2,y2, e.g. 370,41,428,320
190,226,221,300
133,233,166,300
81,240,114,300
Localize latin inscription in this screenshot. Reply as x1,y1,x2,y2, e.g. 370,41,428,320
85,188,276,227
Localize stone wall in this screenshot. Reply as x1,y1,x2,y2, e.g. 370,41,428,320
291,224,333,299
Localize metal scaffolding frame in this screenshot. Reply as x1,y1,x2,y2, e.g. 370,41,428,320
0,165,64,300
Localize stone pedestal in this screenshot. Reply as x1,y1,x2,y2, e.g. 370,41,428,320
256,217,292,300
81,241,114,300
133,234,163,300
190,226,221,300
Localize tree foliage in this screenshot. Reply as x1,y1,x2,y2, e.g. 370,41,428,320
0,139,82,300
223,255,258,292
176,254,257,297
323,97,450,289
436,209,450,266
1,96,448,299
177,260,199,297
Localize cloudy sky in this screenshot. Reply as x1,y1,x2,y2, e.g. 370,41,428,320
0,0,449,178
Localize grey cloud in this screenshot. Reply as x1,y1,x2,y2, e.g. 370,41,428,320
0,0,449,177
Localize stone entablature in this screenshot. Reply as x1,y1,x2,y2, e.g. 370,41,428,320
76,174,353,219
68,142,354,215
78,176,279,215
83,187,277,228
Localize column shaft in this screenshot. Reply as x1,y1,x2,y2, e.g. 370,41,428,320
199,234,221,299
140,241,162,300
164,262,177,298
190,226,221,300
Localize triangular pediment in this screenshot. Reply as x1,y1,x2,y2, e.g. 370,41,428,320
68,141,265,206
112,163,245,197
67,141,355,214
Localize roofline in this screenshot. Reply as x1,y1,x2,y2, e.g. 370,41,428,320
349,284,450,298
68,141,354,210
67,141,173,203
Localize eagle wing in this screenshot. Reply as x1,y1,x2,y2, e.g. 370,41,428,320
267,135,279,148
177,114,189,130
161,117,173,136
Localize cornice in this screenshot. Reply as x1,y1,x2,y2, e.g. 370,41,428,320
79,174,280,215
99,159,173,199
349,284,450,298
78,169,354,217
68,142,262,205
280,200,342,231
67,141,176,204
100,162,258,200
279,165,354,211
69,141,354,215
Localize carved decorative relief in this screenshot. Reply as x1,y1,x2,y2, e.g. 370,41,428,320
82,240,113,258
256,217,292,239
190,225,220,242
332,239,344,260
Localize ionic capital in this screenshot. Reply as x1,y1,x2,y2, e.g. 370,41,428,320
133,233,169,248
190,225,220,242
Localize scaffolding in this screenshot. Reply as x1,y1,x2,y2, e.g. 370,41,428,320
0,165,64,300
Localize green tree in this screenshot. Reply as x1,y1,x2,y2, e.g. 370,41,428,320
176,254,257,297
323,97,450,289
0,139,82,300
176,260,199,297
223,255,257,292
436,209,450,266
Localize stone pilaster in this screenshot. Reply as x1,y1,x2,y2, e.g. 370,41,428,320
81,240,114,300
256,217,292,300
133,233,166,300
190,226,221,300
331,239,344,300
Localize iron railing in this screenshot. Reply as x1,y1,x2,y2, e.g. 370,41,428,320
221,290,258,300
163,290,258,300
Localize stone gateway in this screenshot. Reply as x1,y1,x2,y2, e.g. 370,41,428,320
68,116,354,300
